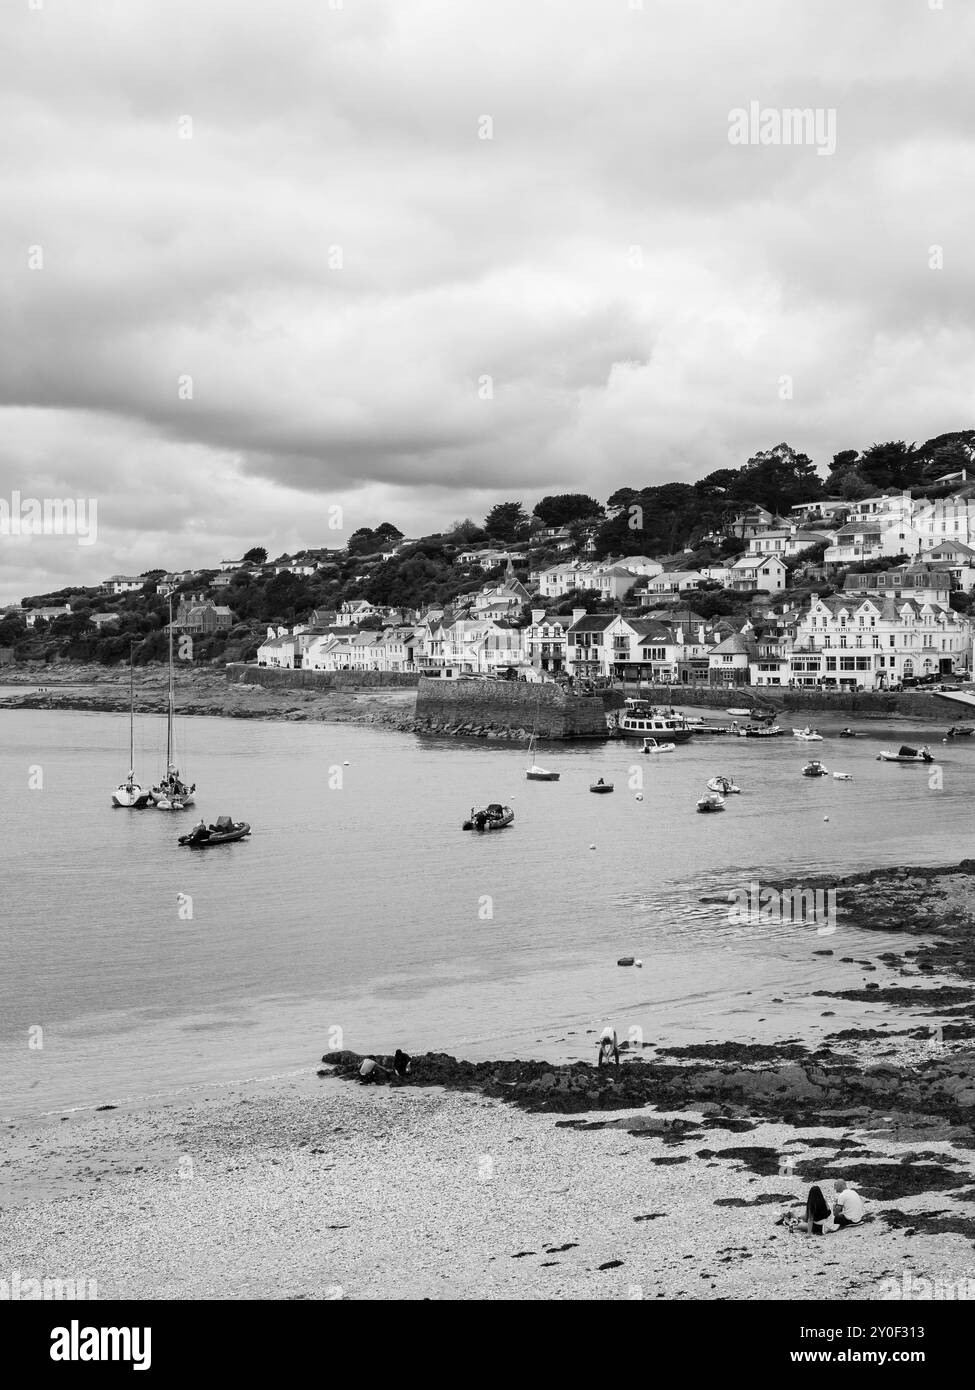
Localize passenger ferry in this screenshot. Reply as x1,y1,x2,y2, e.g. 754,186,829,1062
618,702,694,742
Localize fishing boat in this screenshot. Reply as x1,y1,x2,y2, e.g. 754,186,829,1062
706,775,740,794
832,772,853,781
801,759,829,777
793,727,824,741
877,745,934,764
696,793,725,813
462,803,514,831
150,598,195,810
179,816,251,847
589,779,614,793
525,727,559,781
618,703,693,742
738,722,783,738
641,737,675,754
111,647,151,808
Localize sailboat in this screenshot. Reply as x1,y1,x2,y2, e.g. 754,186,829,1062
150,599,196,810
525,712,559,781
111,646,152,808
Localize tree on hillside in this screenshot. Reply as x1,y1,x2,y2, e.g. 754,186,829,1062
447,518,487,543
532,494,604,527
242,546,267,564
347,523,403,556
857,441,919,491
733,443,822,513
483,501,529,542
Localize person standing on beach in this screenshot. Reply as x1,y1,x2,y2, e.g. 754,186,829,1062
597,1027,620,1069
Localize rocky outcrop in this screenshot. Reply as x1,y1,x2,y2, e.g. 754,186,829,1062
319,1047,975,1126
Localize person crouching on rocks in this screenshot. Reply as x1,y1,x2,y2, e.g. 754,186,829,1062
392,1050,412,1082
597,1028,620,1070
358,1057,390,1084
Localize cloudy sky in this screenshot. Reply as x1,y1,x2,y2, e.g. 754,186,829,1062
1,0,972,602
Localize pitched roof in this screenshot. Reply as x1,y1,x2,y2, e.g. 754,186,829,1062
710,634,757,656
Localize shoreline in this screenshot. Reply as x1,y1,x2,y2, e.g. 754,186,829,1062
3,861,974,1299
0,665,966,737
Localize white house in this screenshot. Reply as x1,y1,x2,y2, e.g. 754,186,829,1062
257,627,297,668
25,604,72,626
791,591,972,689
730,554,789,592
103,575,143,594
525,610,570,675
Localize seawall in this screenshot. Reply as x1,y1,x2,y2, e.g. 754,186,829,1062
414,677,617,740
635,684,964,721
225,664,419,690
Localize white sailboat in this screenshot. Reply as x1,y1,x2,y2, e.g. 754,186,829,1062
111,647,151,808
525,713,559,781
151,599,195,810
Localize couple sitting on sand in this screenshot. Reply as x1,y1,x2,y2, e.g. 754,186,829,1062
778,1180,864,1234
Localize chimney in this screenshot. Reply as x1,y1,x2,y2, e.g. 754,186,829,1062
572,608,586,625
531,608,545,625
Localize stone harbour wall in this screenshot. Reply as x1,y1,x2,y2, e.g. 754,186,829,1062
225,664,419,690
414,676,616,740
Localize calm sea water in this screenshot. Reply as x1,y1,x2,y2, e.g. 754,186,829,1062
1,704,970,1116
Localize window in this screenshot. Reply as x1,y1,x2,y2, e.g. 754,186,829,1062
840,657,856,671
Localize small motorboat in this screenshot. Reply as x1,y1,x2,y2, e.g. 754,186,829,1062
877,745,934,764
946,726,974,738
463,803,514,831
706,775,740,794
696,793,726,813
793,727,824,741
590,779,614,793
726,707,751,716
838,727,857,738
833,771,853,781
617,955,635,967
179,816,251,847
740,723,783,738
642,738,675,754
801,760,829,777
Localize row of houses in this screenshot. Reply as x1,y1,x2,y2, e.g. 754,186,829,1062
255,560,973,691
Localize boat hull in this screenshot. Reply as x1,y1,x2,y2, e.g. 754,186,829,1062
526,768,560,781
179,822,251,847
590,783,614,793
112,785,151,809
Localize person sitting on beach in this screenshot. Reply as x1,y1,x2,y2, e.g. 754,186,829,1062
832,1179,864,1228
358,1057,390,1084
393,1049,411,1078
803,1184,833,1235
597,1027,619,1069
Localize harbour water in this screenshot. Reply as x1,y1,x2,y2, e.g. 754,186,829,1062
1,706,969,1116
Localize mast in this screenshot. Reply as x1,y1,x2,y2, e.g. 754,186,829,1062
166,597,174,773
128,642,135,779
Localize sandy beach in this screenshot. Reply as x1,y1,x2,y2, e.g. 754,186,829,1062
2,1062,973,1301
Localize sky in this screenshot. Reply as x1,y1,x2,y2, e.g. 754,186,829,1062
1,0,973,602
